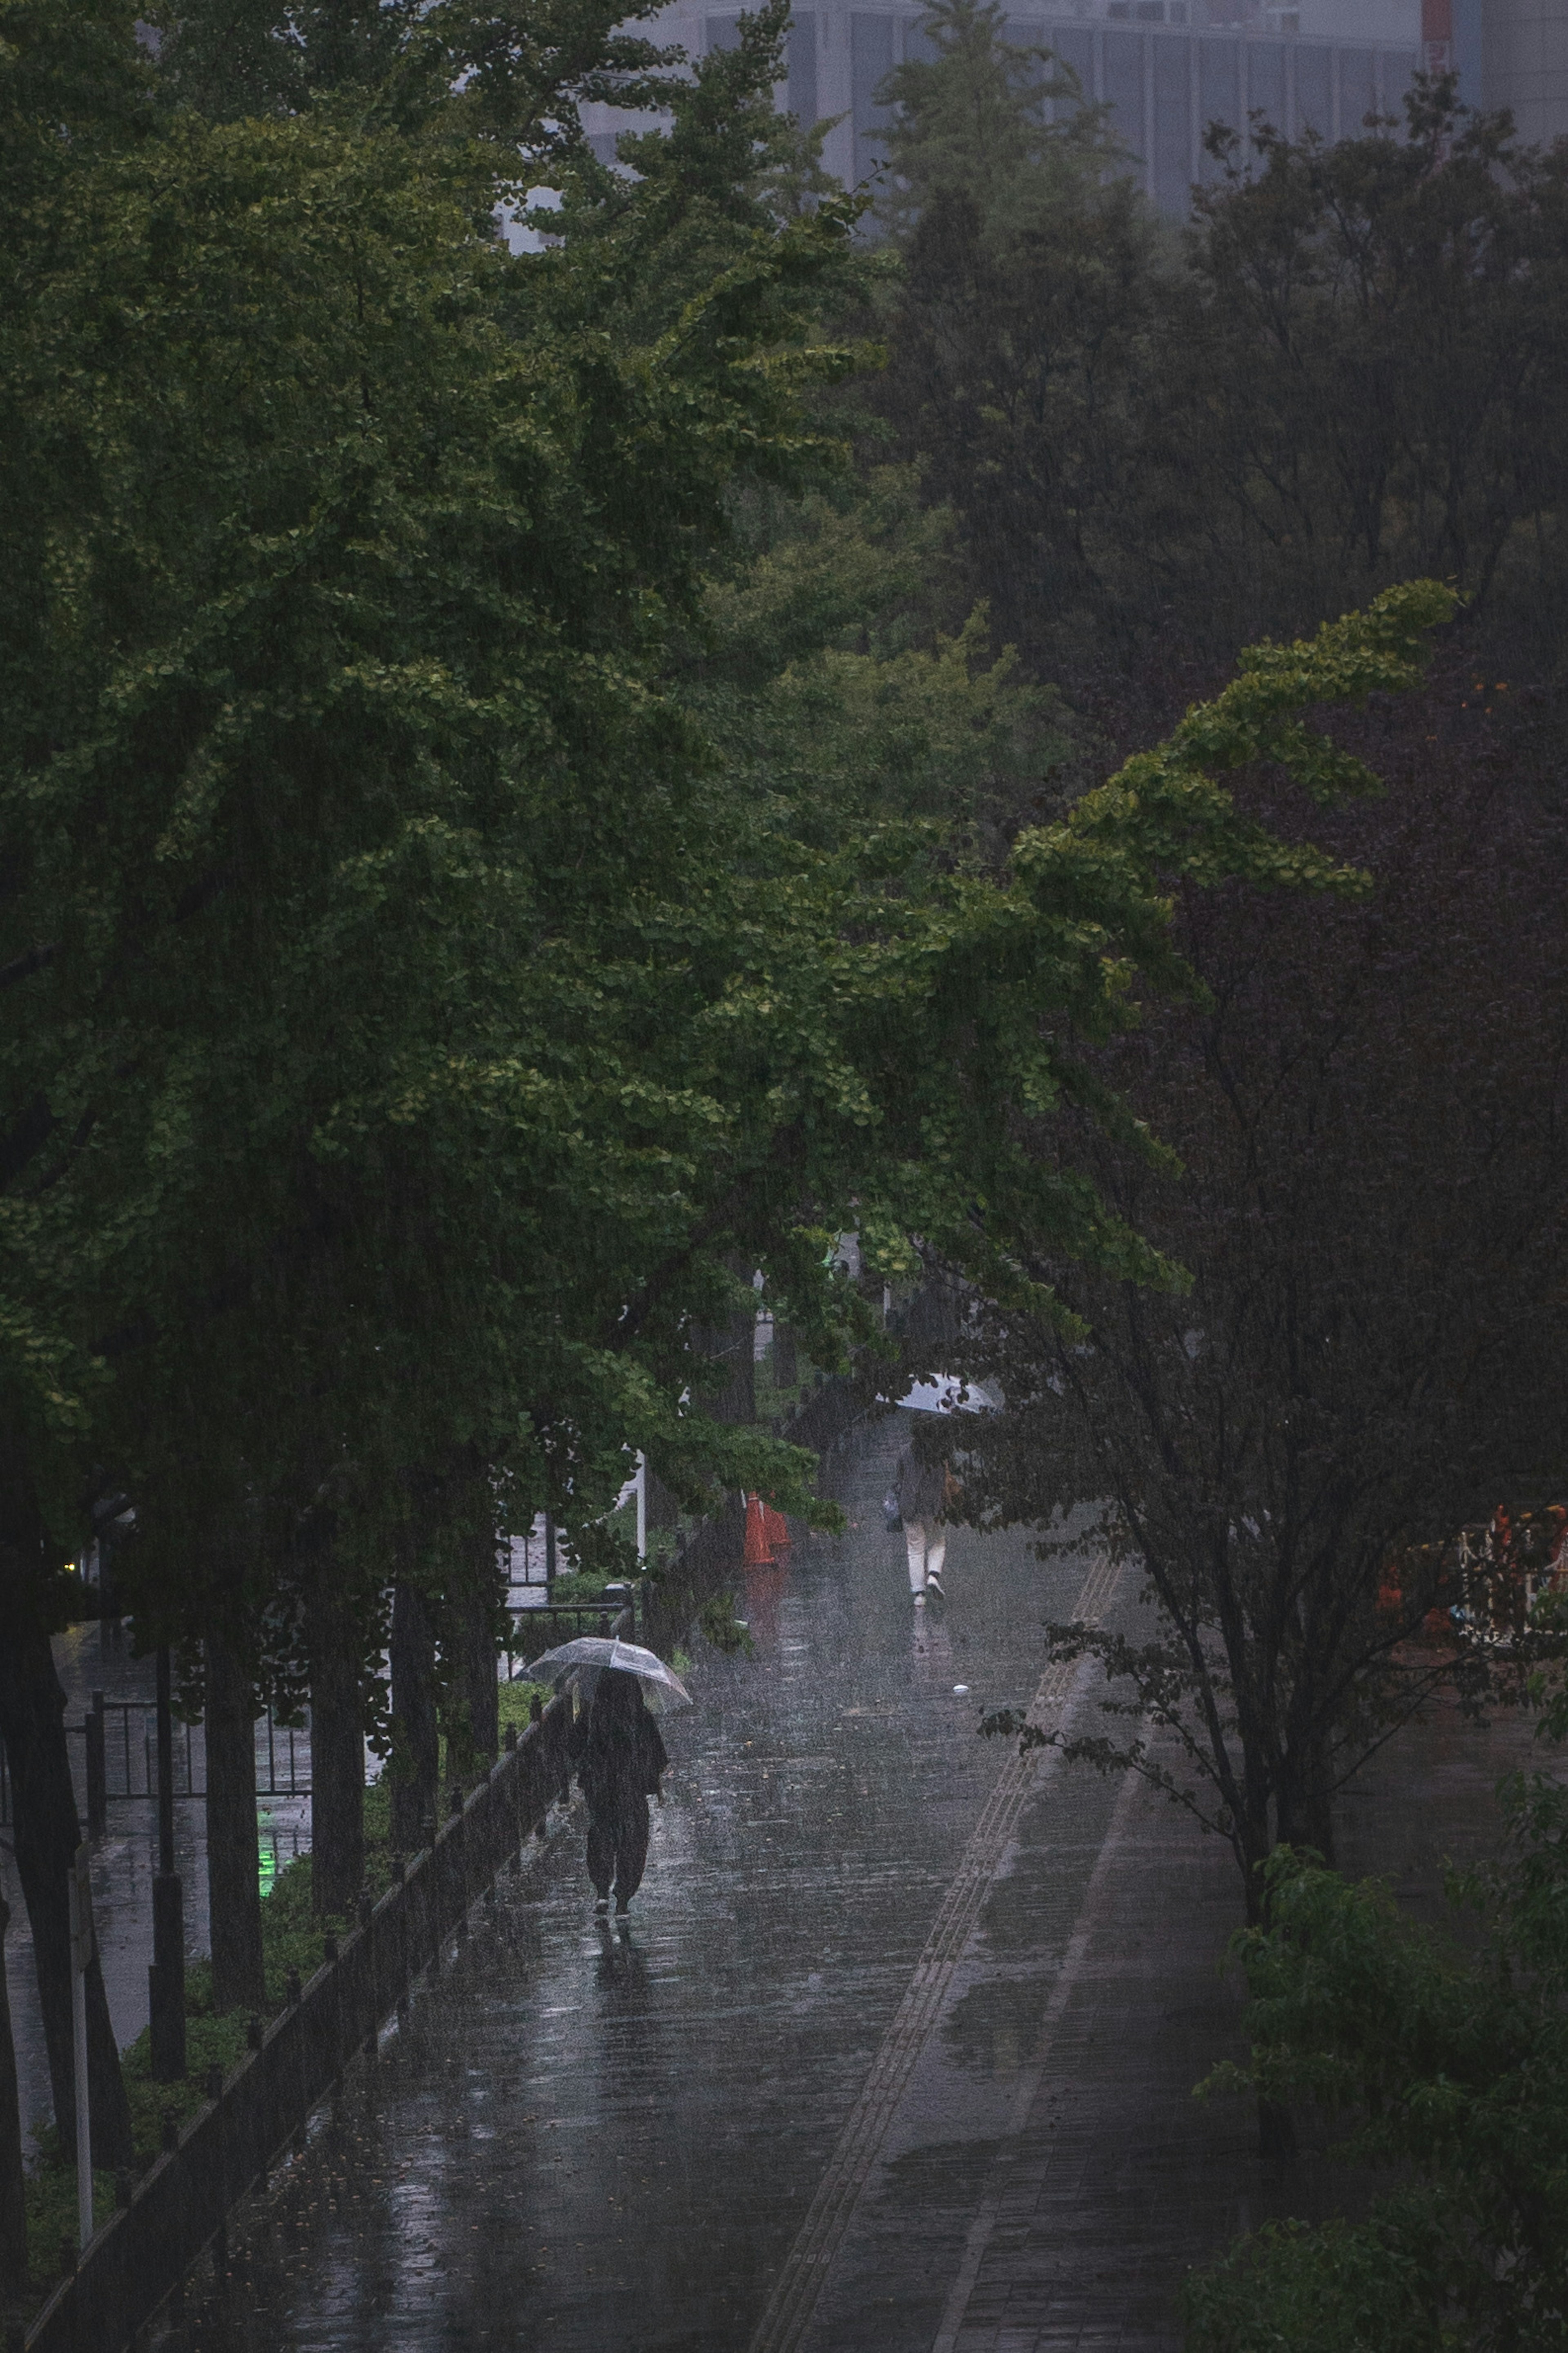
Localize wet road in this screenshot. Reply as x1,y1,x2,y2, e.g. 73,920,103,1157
197,1416,1111,2353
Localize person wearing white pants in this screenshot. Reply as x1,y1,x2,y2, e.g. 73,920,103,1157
904,1520,947,1601
893,1443,949,1601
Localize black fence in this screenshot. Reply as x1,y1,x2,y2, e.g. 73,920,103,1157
0,1703,311,1833
21,1685,581,2353
502,1592,641,1681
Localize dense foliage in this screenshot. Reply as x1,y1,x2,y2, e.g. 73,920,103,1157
858,0,1568,683
1184,1729,1568,2349
961,691,1568,1932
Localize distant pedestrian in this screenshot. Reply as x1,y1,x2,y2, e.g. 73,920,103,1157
893,1444,951,1603
568,1667,668,1914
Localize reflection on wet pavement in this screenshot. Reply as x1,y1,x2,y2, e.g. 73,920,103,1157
191,1418,1103,2353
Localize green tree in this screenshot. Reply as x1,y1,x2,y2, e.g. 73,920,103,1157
963,669,1568,2019
0,4,1461,2290
0,0,869,2225
150,0,682,153
1185,1713,1568,2350
857,0,1161,669
688,467,1080,860
1168,80,1568,669
856,30,1568,687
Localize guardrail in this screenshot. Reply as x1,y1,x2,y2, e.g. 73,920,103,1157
21,1682,583,2353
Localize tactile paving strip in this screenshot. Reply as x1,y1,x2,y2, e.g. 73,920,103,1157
745,1553,1124,2353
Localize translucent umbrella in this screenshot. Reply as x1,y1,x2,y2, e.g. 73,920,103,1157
523,1635,692,1712
892,1373,1000,1414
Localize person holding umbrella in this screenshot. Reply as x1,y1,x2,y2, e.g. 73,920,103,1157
546,1652,675,1914
884,1374,994,1604
893,1444,951,1603
523,1633,688,1914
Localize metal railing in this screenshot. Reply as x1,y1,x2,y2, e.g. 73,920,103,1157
503,1588,641,1679
22,1687,582,2353
0,1702,312,1831
3,1588,650,1830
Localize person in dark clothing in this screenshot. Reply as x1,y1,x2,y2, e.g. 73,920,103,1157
567,1667,668,1915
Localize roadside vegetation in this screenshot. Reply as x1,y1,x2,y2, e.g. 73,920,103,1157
0,0,1563,2329
1183,1639,1568,2347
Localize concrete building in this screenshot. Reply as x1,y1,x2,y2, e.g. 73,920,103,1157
1461,0,1568,143
582,0,1565,215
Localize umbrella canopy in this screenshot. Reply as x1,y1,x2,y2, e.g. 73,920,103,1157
893,1373,1000,1415
523,1635,692,1712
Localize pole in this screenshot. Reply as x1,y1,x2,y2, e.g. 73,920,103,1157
156,1647,174,1880
148,1646,186,2081
635,1453,647,1566
67,1848,94,2249
85,1693,107,1839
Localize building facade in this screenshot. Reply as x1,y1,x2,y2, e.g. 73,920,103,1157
582,0,1565,214
1468,0,1568,144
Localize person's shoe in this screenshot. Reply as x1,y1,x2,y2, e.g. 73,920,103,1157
594,1895,610,1913
615,1896,631,1917
925,1569,944,1597
913,1590,926,1607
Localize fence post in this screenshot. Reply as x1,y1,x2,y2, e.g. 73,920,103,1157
447,1786,468,1941
85,1695,107,1839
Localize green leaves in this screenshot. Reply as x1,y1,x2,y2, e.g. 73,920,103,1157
0,69,871,1577
0,0,1457,1697
1017,584,1459,957
1187,1820,1568,2352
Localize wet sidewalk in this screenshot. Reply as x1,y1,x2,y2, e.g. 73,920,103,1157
170,1417,1537,2353
175,1416,1123,2351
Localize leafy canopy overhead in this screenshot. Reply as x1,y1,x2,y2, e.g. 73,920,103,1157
0,0,1457,1648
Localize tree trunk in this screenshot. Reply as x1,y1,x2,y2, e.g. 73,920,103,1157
1243,1805,1300,2160
0,1893,27,2298
204,1624,265,2012
696,1304,756,1426
305,1588,364,1918
644,1468,679,1534
458,1541,501,1766
773,1324,798,1392
1279,1734,1336,1866
389,1581,438,1851
0,1624,134,2166
1288,1732,1335,1854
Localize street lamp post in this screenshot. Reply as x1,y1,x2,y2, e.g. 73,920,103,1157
147,1646,186,2081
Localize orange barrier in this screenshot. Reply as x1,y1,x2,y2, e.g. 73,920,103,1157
763,1502,791,1551
743,1492,774,1566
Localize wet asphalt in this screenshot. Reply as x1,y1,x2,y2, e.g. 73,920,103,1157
189,1415,1112,2353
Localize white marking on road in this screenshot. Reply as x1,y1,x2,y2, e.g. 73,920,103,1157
744,1555,1123,2353
928,1750,1148,2353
